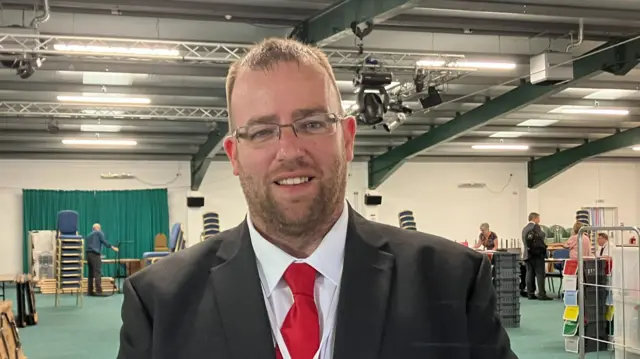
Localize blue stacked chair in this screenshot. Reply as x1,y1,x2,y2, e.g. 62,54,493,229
398,210,417,231
202,212,220,240
142,223,184,266
55,210,84,307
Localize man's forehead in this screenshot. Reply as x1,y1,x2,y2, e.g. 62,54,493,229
230,62,338,124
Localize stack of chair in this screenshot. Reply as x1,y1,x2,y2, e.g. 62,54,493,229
142,223,184,266
202,212,220,241
398,210,417,231
54,210,84,307
14,274,37,328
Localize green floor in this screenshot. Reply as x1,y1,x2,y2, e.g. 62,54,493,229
4,287,613,359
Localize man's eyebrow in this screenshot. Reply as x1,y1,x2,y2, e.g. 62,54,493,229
246,114,279,126
291,106,328,119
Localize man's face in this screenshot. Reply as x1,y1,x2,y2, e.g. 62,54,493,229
533,216,540,224
224,61,357,234
597,236,607,247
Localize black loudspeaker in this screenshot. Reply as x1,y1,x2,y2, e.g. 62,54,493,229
187,196,205,208
364,194,382,206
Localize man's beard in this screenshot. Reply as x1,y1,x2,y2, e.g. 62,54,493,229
238,155,347,237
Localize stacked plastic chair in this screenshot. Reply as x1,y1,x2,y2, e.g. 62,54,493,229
54,210,84,307
398,210,417,231
576,209,595,255
576,209,590,226
142,223,184,266
202,212,220,241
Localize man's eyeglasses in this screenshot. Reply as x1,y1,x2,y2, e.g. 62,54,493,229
232,113,342,145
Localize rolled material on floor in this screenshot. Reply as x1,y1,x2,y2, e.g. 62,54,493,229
0,301,27,359
36,278,115,295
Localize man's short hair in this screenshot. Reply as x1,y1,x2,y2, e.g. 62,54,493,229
225,37,342,128
598,232,609,240
528,212,540,221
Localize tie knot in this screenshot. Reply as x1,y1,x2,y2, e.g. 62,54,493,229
283,262,316,296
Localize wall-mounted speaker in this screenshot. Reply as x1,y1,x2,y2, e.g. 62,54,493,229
187,196,205,208
364,194,382,206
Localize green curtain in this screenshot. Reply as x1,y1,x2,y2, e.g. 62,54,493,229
22,188,170,277
94,189,169,277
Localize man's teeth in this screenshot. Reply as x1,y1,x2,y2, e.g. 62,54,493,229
277,177,310,185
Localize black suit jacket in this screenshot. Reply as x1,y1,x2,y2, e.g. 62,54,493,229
117,208,517,359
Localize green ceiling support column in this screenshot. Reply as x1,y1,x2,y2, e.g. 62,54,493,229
367,36,640,190
528,127,640,188
289,0,424,46
190,122,229,191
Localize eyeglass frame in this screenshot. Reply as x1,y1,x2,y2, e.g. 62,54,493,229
230,112,345,144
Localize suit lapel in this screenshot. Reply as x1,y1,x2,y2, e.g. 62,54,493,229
209,222,275,359
333,209,395,359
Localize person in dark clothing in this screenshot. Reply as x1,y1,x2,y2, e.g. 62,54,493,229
474,222,498,250
85,223,119,296
521,213,552,301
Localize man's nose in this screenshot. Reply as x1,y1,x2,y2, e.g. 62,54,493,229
275,126,304,161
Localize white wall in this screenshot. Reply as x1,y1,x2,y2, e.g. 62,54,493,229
0,160,191,275
1,158,639,275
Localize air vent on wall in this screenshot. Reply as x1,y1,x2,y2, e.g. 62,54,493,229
457,183,487,189
100,173,135,179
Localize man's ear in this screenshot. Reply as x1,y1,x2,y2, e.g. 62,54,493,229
342,115,357,162
223,135,240,176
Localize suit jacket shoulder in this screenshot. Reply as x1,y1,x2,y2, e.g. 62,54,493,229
361,220,487,289
125,223,244,311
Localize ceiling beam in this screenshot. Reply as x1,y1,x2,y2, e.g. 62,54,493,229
0,82,226,98
0,152,191,161
367,35,640,190
289,0,426,46
36,59,231,77
528,127,640,188
191,122,230,191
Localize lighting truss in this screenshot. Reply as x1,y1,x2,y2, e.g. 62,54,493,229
326,49,466,72
0,32,469,72
0,101,228,120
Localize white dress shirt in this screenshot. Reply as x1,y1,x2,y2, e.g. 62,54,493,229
597,241,610,257
248,203,349,359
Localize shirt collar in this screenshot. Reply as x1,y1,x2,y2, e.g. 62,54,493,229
248,201,349,296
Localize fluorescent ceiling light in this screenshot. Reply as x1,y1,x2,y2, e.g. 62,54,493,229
472,144,529,150
559,108,629,115
416,60,516,70
80,125,122,132
517,119,558,127
489,131,526,138
57,95,151,104
62,139,137,146
584,89,638,100
53,44,180,57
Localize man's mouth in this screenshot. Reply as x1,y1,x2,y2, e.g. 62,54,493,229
274,176,314,186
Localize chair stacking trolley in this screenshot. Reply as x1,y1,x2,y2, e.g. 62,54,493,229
398,210,417,231
54,210,84,307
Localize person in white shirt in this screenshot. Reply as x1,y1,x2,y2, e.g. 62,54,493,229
117,37,517,359
597,232,610,257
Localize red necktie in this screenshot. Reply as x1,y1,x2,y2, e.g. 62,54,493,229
275,263,320,359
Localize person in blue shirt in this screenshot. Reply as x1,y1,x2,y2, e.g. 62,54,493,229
85,223,118,296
